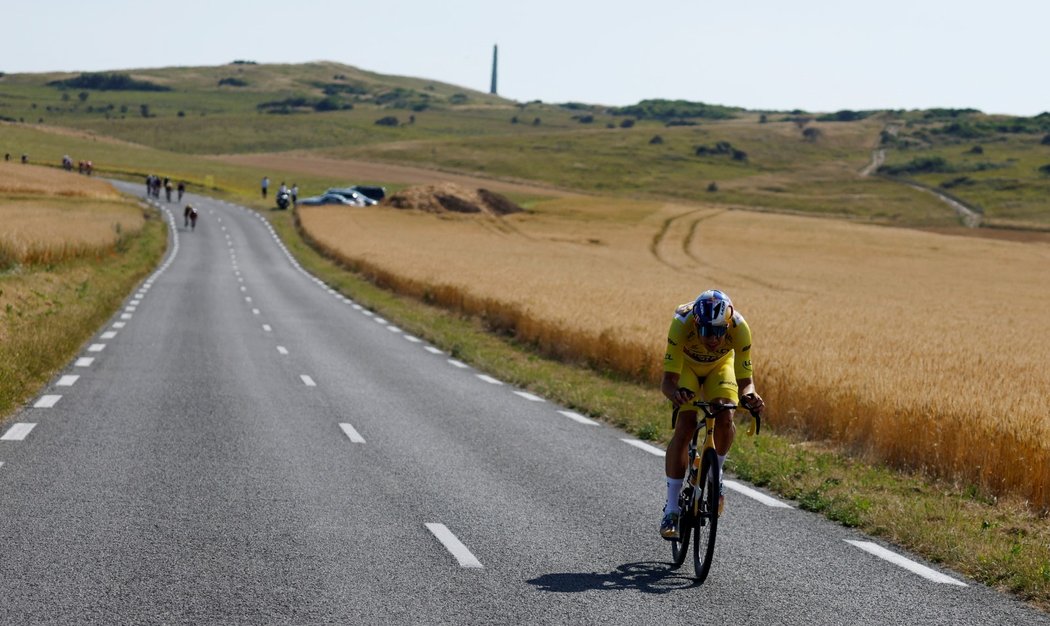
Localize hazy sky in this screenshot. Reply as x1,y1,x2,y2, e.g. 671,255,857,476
4,0,1047,116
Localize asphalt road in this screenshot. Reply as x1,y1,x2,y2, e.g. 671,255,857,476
0,183,1046,625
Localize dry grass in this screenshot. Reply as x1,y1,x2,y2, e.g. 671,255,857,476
299,198,1050,509
0,162,121,198
0,164,145,266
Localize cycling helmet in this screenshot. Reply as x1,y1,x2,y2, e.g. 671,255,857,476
692,289,733,337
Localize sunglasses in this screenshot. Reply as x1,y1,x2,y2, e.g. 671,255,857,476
698,324,727,337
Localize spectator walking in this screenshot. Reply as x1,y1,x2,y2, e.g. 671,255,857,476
177,181,185,202
261,176,270,199
291,183,299,207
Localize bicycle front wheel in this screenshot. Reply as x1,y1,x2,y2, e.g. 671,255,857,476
669,478,695,568
692,448,720,582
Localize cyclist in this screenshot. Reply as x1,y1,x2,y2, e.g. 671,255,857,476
659,289,765,540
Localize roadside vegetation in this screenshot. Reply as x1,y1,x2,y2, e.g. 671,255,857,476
0,164,165,417
1,62,1049,610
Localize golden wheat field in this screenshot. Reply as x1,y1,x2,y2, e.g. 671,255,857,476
300,198,1050,508
0,163,144,264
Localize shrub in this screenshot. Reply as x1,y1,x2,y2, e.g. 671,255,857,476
218,77,249,87
533,117,541,126
940,176,973,189
707,182,718,192
1038,164,1050,176
510,116,518,124
619,118,635,128
610,99,737,121
177,110,185,117
802,127,823,142
574,114,594,124
968,145,984,154
816,110,873,122
649,135,663,145
1042,134,1050,145
879,156,952,175
48,72,170,92
375,116,400,127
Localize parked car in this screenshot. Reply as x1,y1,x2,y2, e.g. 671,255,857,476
351,185,386,202
325,187,376,207
297,192,359,206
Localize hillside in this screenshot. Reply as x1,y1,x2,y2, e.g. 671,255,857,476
1,62,1048,228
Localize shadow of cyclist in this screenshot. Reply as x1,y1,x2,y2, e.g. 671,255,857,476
527,561,696,595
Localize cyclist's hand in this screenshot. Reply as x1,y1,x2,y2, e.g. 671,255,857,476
671,387,695,408
741,392,764,435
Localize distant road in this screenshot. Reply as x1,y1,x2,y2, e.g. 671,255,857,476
0,183,1044,623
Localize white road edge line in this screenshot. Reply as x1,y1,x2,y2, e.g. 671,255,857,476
34,395,62,408
558,410,599,425
424,346,444,355
56,375,79,387
1,423,37,441
476,374,503,385
621,438,665,456
425,523,483,568
339,423,366,443
845,540,967,586
723,480,793,508
75,357,94,367
513,391,544,402
447,359,468,369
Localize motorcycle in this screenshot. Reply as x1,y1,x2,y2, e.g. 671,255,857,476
275,190,292,210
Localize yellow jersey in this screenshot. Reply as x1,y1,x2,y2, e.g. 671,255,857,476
664,302,753,380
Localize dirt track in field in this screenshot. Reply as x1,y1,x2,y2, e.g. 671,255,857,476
207,153,582,199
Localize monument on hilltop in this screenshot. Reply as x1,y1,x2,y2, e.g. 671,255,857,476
490,45,498,95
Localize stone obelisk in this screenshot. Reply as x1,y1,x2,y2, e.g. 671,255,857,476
490,45,498,95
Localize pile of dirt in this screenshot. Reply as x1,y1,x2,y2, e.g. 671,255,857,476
385,183,523,216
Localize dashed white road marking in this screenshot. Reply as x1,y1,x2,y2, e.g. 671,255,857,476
277,346,289,355
101,331,117,339
252,308,260,315
404,335,422,343
387,326,401,333
558,410,599,425
262,324,272,332
56,376,79,387
300,375,316,387
513,391,544,402
245,296,252,303
424,346,444,355
425,523,483,568
75,357,94,367
724,480,793,508
361,310,375,317
621,438,665,456
88,344,106,352
34,395,62,408
120,313,132,320
339,423,366,443
447,359,468,369
845,540,967,586
476,374,503,385
1,423,36,441
112,322,125,329
373,317,387,325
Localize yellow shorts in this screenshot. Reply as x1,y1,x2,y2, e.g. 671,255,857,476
677,357,739,408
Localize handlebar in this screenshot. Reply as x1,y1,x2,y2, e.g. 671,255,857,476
684,398,762,436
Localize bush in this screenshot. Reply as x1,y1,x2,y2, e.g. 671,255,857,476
649,135,663,145
1038,164,1050,176
574,114,594,124
816,110,873,122
802,127,823,142
707,182,718,192
375,116,400,127
879,156,951,175
1042,134,1050,145
968,145,984,154
218,77,249,87
619,118,635,128
48,72,171,92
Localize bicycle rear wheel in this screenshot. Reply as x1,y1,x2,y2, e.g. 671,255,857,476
692,448,720,582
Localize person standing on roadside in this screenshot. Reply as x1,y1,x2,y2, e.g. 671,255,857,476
261,176,270,199
291,183,299,207
177,181,185,202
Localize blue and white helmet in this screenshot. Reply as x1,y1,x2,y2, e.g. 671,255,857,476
692,289,733,337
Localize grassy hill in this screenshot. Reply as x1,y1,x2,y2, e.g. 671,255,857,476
1,61,1047,228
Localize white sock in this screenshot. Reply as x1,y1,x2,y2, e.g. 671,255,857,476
665,478,683,514
718,454,727,480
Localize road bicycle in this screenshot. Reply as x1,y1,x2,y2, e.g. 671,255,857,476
669,399,760,582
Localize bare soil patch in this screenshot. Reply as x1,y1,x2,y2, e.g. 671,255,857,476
386,183,523,215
